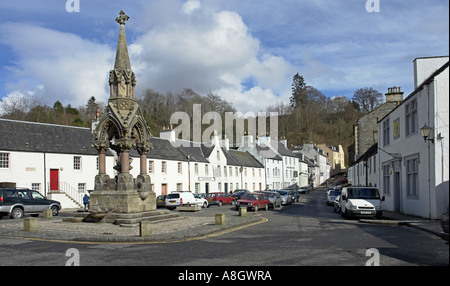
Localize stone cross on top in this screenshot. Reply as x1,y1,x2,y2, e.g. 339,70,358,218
115,10,129,25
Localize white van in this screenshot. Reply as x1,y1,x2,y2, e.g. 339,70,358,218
339,186,384,219
165,192,208,210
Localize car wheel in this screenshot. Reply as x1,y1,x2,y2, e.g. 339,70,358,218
51,206,59,216
203,202,208,208
10,207,24,219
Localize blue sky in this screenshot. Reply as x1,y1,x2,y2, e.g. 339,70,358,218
0,0,448,113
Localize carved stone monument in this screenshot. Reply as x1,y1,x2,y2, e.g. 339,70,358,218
89,11,156,217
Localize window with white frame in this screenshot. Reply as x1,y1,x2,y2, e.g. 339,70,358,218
177,162,182,174
405,99,418,136
0,152,10,169
148,160,154,173
406,155,419,198
74,156,81,170
195,183,200,193
78,183,86,193
176,183,182,192
31,183,41,192
161,161,167,174
382,164,390,195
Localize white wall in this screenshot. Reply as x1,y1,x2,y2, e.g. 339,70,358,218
378,63,449,218
0,150,114,205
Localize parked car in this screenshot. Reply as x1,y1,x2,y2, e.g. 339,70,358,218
339,186,384,219
263,191,282,209
165,192,208,210
441,206,449,241
333,195,341,213
235,192,269,212
230,189,250,200
156,195,166,208
288,190,300,203
276,190,292,205
299,186,310,194
0,187,61,219
326,188,342,205
205,192,235,207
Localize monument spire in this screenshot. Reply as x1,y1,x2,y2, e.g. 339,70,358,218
114,10,131,70
108,10,136,99
91,11,155,217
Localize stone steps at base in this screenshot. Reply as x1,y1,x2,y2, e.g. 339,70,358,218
118,216,186,227
113,213,181,226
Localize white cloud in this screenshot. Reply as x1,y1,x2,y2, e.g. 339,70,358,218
182,0,201,15
0,22,113,107
130,1,296,113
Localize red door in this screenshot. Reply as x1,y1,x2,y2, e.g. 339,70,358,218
161,184,167,195
50,169,59,191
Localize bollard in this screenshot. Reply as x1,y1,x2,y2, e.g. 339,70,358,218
239,207,247,217
24,218,39,232
140,221,152,237
215,213,225,225
43,209,53,219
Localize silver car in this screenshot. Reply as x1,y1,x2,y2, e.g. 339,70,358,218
263,191,282,209
276,190,292,205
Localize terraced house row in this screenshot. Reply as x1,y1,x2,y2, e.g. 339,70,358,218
0,118,330,209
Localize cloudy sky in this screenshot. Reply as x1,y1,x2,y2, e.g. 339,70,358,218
0,0,448,113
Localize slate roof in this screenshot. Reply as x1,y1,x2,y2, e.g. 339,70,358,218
227,149,264,168
0,119,266,168
256,144,282,160
129,137,188,162
0,119,101,155
178,145,210,163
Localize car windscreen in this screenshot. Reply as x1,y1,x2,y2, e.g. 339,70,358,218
167,193,180,199
277,191,288,195
242,194,259,200
265,193,276,197
348,188,380,199
330,190,341,196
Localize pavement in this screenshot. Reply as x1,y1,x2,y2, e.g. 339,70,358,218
360,210,448,241
0,206,265,243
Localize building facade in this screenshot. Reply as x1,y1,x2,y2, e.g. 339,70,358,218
378,58,449,219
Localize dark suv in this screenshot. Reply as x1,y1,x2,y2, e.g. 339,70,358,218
0,188,61,219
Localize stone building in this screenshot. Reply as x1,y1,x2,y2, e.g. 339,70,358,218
348,87,403,165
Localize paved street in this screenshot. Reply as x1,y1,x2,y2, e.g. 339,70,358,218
0,188,448,267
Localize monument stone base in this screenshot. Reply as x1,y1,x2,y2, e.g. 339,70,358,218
89,173,156,219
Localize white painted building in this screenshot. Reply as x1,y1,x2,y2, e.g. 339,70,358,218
293,144,331,185
238,135,301,190
157,129,266,194
378,57,449,219
0,120,267,207
0,119,115,208
347,143,378,187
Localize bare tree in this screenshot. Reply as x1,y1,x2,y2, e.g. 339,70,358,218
0,93,42,121
352,87,383,113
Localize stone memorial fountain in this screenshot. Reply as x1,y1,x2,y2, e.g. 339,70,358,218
88,11,157,224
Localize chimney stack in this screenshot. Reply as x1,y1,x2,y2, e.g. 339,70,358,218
385,86,403,105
